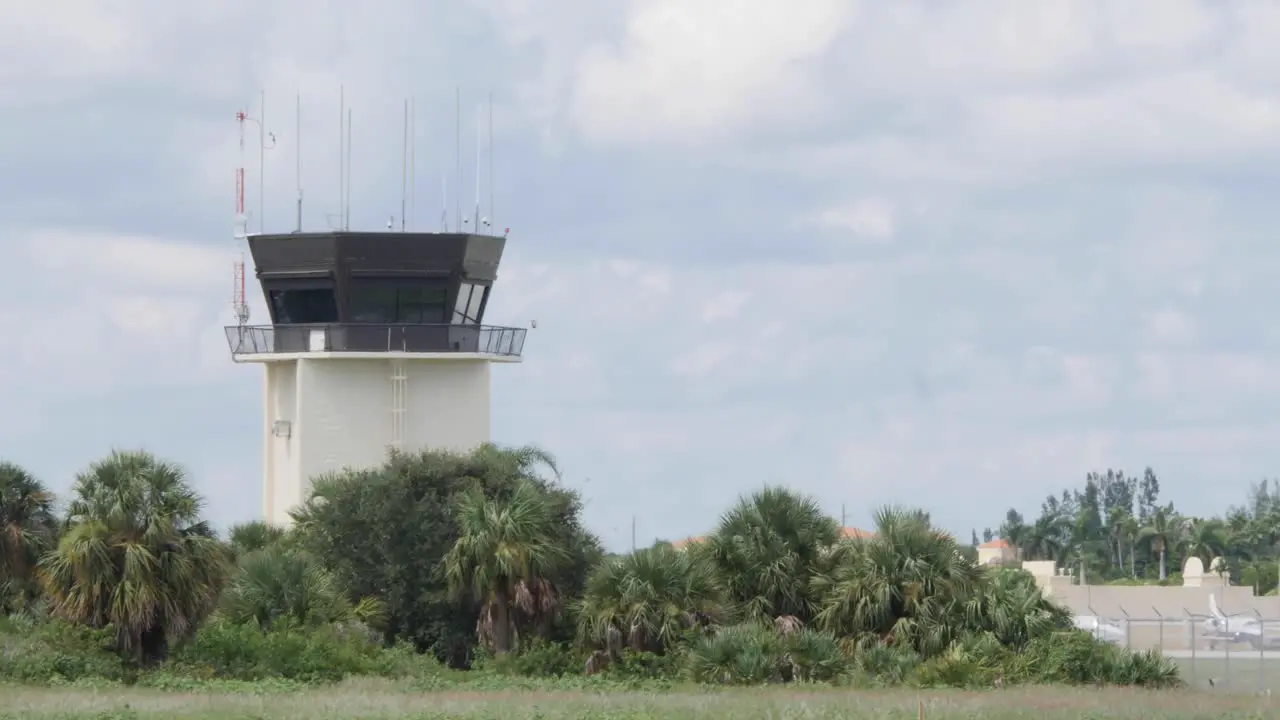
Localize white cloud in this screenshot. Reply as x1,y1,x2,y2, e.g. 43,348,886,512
569,0,856,144
805,198,896,241
0,229,251,398
1146,309,1196,345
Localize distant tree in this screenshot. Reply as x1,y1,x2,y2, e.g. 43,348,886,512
38,451,230,665
0,462,57,613
1137,506,1184,581
444,480,567,654
703,486,841,625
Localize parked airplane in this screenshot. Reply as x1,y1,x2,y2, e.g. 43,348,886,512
1073,615,1126,644
1203,593,1271,649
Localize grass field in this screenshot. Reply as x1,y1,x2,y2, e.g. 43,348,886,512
1172,657,1280,693
0,680,1277,720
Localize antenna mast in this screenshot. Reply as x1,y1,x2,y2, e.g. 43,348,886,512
345,108,352,230
488,90,494,232
401,98,408,231
232,111,250,326
473,107,481,233
338,86,344,231
295,92,303,233
409,97,416,231
455,87,462,232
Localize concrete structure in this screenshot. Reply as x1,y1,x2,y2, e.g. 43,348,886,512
1022,556,1280,652
225,231,526,526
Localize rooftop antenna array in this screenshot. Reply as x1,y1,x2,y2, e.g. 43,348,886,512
265,88,502,238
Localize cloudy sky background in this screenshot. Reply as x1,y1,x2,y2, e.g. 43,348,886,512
4,0,1280,549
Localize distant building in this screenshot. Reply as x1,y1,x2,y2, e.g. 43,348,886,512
977,538,1020,566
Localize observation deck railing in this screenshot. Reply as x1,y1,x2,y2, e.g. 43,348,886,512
224,323,526,358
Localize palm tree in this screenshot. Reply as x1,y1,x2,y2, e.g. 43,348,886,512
1022,513,1069,562
577,543,724,654
997,509,1028,559
226,521,286,560
1184,518,1226,569
0,462,58,613
443,480,566,654
811,506,984,656
1137,507,1184,581
964,566,1072,647
704,486,841,624
37,450,230,664
1122,515,1140,577
220,545,353,630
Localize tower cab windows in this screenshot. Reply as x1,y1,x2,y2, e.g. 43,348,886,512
348,283,448,324
268,288,339,324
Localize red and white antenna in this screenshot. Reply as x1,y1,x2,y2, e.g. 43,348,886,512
232,111,251,325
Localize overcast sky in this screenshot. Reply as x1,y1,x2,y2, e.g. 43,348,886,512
4,1,1280,550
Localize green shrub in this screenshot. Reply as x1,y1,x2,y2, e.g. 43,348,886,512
477,639,583,677
167,618,387,683
0,616,128,683
606,649,684,681
851,643,921,686
685,623,782,685
783,628,848,683
1016,630,1182,688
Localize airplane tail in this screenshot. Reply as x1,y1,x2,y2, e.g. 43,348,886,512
1209,593,1226,620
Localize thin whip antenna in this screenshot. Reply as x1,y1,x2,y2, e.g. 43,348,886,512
455,87,461,233
295,92,303,233
440,172,447,231
339,85,345,232
473,106,481,233
488,89,494,231
259,89,266,233
345,108,352,230
409,97,416,232
400,98,408,231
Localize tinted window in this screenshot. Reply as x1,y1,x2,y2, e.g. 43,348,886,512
269,289,338,324
396,287,447,323
348,285,398,323
349,283,446,324
452,282,487,324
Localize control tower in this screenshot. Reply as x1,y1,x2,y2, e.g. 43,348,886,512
224,231,526,526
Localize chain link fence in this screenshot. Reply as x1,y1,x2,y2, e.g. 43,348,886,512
1084,608,1280,693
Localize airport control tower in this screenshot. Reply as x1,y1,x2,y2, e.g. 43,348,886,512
224,230,525,525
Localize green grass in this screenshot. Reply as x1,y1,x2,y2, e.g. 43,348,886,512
0,680,1275,719
1173,657,1280,694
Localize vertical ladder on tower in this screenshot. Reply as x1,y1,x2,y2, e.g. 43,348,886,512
390,360,408,451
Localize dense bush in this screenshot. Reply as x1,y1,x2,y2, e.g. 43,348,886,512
0,449,1186,693
0,615,129,684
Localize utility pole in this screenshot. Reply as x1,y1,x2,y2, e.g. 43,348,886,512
631,516,636,553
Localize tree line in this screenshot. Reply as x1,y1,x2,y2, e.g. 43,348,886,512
980,468,1280,592
0,448,1180,687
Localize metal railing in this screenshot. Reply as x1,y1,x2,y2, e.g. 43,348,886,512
224,323,526,358
1078,607,1280,694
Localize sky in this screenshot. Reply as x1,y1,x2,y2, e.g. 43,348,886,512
4,1,1280,551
